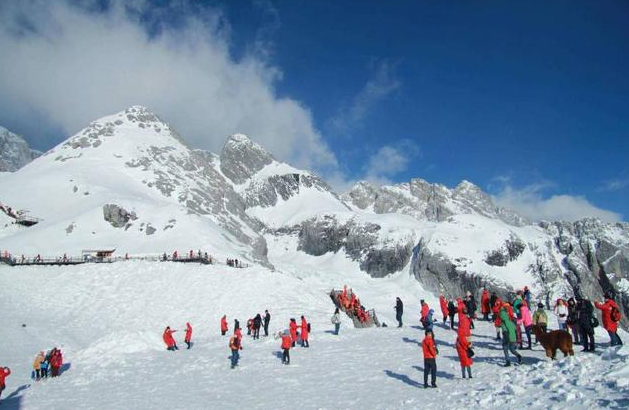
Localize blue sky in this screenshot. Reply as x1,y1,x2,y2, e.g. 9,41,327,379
0,0,627,222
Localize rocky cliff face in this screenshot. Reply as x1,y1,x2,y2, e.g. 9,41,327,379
343,179,527,226
0,126,40,172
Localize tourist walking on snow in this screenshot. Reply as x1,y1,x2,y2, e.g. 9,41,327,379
184,322,193,349
279,331,292,364
50,348,63,377
420,300,430,329
595,293,623,346
229,334,241,369
263,310,271,337
424,309,435,332
0,366,10,401
439,295,449,324
577,297,596,352
395,297,404,327
456,335,473,379
300,316,310,347
499,303,522,366
221,315,228,336
554,299,569,330
332,307,341,335
492,297,503,340
422,330,438,388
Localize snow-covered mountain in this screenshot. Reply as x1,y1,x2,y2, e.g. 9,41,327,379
1,106,628,328
0,125,41,172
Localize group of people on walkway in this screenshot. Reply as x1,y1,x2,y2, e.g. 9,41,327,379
32,348,64,380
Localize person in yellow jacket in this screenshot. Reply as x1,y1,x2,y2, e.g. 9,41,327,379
33,351,45,380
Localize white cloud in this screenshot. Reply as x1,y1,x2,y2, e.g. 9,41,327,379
492,182,622,223
599,178,629,192
330,61,400,133
0,0,336,171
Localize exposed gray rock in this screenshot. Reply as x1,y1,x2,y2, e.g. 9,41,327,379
484,236,525,267
145,224,156,235
0,126,40,172
219,134,273,184
103,204,137,228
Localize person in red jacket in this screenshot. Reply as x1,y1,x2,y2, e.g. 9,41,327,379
458,308,471,341
481,289,490,321
0,366,11,401
279,331,292,364
50,348,63,377
456,336,473,379
422,330,438,388
235,325,243,345
493,298,503,340
439,295,449,324
221,315,228,336
289,318,298,347
595,293,623,346
300,316,310,347
163,326,178,351
184,322,193,349
420,300,430,328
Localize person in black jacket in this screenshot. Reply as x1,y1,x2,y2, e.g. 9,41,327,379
489,292,498,320
577,297,596,352
465,294,477,330
447,300,457,330
263,310,271,337
252,314,262,340
395,297,404,327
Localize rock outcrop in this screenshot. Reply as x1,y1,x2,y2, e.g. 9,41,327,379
0,126,40,172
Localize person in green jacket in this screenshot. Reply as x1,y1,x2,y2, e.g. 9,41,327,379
532,303,548,344
499,304,522,367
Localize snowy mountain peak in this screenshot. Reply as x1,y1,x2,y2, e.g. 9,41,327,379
0,125,41,172
220,134,274,184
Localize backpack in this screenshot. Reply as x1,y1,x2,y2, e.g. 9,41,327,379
307,323,311,332
590,316,599,328
611,306,622,323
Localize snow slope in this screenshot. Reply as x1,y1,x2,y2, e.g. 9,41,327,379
1,259,628,409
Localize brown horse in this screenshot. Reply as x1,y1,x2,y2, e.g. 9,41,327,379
532,325,574,360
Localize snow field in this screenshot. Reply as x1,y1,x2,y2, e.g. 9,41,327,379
2,255,628,409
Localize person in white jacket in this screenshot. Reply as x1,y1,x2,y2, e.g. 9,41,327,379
331,308,341,335
554,299,569,330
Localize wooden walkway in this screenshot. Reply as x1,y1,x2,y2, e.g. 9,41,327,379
330,289,380,328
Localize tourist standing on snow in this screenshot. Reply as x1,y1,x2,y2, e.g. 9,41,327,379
0,366,10,401
163,326,178,351
40,353,49,378
33,351,44,380
280,332,292,364
480,289,490,321
532,302,548,344
523,286,532,307
447,300,457,329
595,293,623,346
289,318,298,347
263,310,271,337
424,309,435,332
300,316,310,347
184,322,193,349
456,335,473,379
554,299,569,330
422,330,438,388
492,297,503,340
420,300,430,328
395,297,404,327
567,298,580,345
465,292,477,329
439,295,449,324
577,297,596,352
229,334,241,369
50,348,63,377
499,303,522,366
234,323,243,345
519,302,533,349
332,307,341,335
253,314,262,340
221,315,228,336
